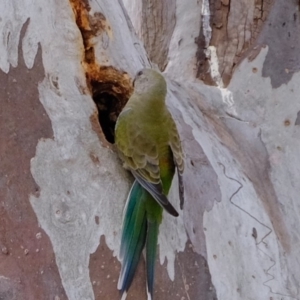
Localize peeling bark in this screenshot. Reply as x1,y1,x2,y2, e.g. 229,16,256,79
194,0,274,86
0,22,67,300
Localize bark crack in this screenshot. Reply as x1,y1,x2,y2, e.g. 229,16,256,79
218,162,297,299
69,0,133,144
218,162,272,247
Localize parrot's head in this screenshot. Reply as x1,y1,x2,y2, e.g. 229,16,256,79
133,68,167,98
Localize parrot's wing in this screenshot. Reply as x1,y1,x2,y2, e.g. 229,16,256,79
168,117,185,209
116,111,161,182
176,171,184,210
115,109,178,217
132,170,178,217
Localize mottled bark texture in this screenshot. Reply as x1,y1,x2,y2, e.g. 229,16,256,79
1,0,300,300
0,23,67,300
123,0,176,71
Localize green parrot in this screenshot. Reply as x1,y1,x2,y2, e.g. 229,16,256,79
115,68,184,300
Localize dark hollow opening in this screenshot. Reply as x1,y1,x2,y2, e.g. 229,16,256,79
93,91,119,143
89,75,131,144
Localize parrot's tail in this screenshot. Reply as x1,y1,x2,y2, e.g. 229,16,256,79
146,215,160,300
118,180,162,300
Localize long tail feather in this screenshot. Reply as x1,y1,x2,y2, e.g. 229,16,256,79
118,181,163,299
119,181,142,260
146,218,160,300
145,199,162,300
118,181,148,297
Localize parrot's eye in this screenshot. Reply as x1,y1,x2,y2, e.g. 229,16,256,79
137,70,143,76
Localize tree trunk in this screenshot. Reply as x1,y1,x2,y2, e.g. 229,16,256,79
0,0,299,300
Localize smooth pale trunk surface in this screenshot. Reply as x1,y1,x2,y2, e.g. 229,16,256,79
0,0,299,299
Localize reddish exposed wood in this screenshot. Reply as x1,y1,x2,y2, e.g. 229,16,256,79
89,237,216,300
196,0,274,87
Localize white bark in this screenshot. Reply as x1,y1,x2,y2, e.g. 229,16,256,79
0,0,299,299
